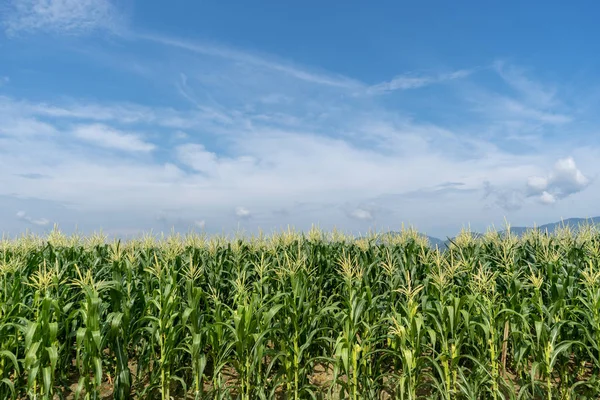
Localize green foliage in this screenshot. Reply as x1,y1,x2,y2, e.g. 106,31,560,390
1,225,600,399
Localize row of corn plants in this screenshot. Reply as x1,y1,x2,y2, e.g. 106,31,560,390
1,224,600,399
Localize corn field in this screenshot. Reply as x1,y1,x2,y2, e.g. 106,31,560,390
2,225,600,399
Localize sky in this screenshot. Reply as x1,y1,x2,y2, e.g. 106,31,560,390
1,0,600,239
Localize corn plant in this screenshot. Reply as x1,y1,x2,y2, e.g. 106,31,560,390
330,251,384,399
71,264,113,400
140,255,186,400
2,225,600,399
21,261,65,400
181,257,208,400
385,270,426,400
271,250,336,399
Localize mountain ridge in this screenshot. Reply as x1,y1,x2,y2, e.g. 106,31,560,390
379,217,600,249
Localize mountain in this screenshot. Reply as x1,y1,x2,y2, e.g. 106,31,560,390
368,217,600,249
425,235,446,248
434,217,600,249
504,217,600,237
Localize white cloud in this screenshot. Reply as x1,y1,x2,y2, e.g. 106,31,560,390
16,210,50,226
0,117,57,136
484,157,591,211
482,182,524,211
174,131,189,140
154,211,207,231
139,33,362,89
368,69,473,94
176,143,259,181
526,176,548,193
349,208,373,221
3,0,122,35
527,157,590,203
495,62,558,108
235,207,251,219
372,76,431,92
0,94,582,234
0,105,594,237
260,94,294,105
176,144,219,175
500,98,571,124
539,191,556,205
467,63,572,131
551,157,591,193
194,220,206,229
0,96,236,131
73,124,156,152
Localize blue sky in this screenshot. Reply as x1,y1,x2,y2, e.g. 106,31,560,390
1,0,599,238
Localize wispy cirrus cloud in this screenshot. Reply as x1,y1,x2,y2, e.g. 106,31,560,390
0,95,240,132
73,124,156,152
0,117,58,136
468,60,572,131
17,173,50,179
496,98,571,124
2,0,124,36
139,33,363,89
494,61,558,108
367,69,473,94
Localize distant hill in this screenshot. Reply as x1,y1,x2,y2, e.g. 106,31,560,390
439,217,600,248
504,217,600,237
425,235,446,248
368,217,600,249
